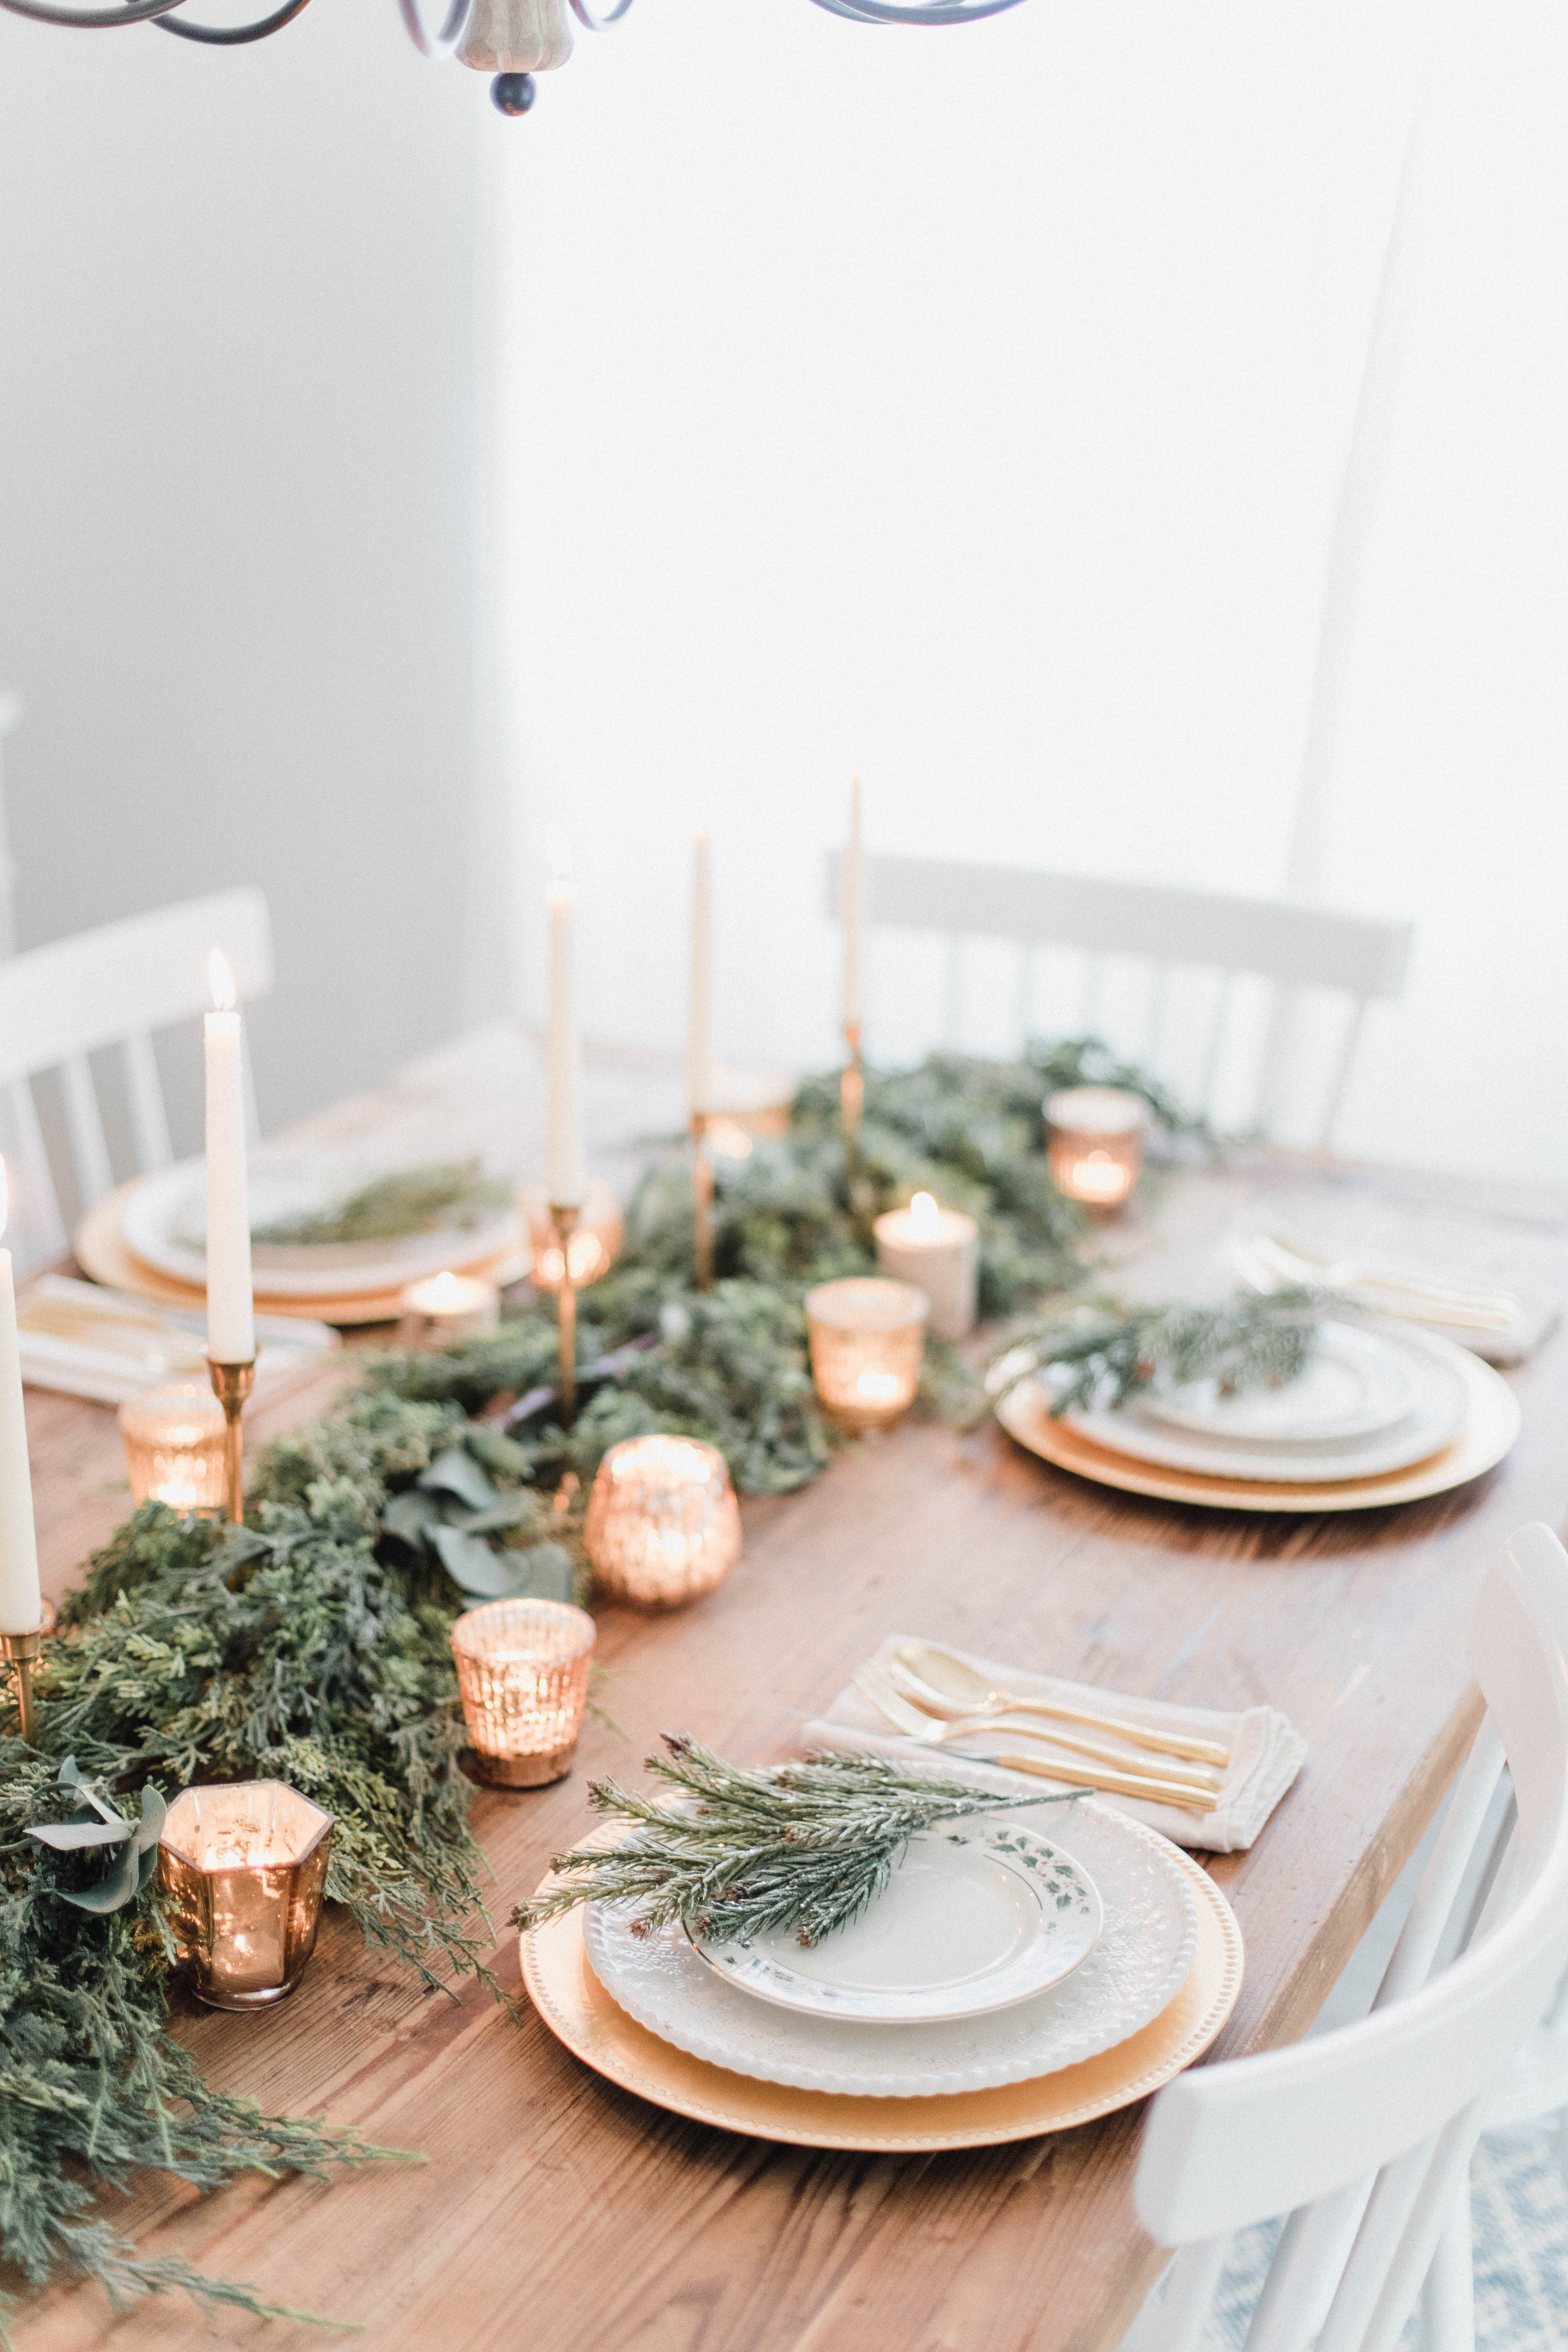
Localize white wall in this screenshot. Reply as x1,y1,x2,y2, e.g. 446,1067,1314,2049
0,0,498,1148
491,0,1568,1181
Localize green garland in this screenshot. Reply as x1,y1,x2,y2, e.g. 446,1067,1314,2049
0,1041,1240,2338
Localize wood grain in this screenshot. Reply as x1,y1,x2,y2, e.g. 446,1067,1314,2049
7,1071,1568,2352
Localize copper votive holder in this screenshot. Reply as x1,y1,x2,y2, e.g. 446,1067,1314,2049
805,1276,929,1433
158,1781,334,2011
1044,1086,1151,1208
521,1180,624,1294
584,1434,742,1610
450,1598,596,1788
118,1382,228,1513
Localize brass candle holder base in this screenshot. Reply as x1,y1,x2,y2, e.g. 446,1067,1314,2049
1,1626,42,1744
206,1357,257,1525
691,1113,714,1292
550,1204,580,1426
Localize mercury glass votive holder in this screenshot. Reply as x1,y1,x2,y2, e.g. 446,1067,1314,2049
1044,1085,1151,1209
805,1276,930,1433
521,1180,625,1293
451,1598,596,1788
584,1434,742,1610
158,1782,335,2012
118,1382,228,1512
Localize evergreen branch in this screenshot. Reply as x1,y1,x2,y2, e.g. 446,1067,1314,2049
987,1287,1328,1417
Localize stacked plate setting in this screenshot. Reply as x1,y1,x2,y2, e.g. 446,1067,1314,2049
575,1800,1204,2102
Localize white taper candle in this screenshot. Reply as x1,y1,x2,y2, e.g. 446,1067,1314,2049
842,775,864,1030
546,877,587,1207
688,833,713,1120
204,951,255,1363
0,1165,42,1637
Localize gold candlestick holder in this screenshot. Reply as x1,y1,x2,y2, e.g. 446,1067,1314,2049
550,1203,580,1426
691,1113,714,1293
841,1022,864,1154
206,1357,257,1526
1,1626,42,1744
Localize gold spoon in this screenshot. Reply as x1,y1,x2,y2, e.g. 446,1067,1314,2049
894,1641,1232,1771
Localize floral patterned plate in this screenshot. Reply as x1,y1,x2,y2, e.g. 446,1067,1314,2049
582,1802,1197,2096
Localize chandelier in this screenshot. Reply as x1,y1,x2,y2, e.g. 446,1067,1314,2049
0,0,1026,114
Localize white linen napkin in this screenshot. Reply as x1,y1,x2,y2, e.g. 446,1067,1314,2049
802,1633,1306,1854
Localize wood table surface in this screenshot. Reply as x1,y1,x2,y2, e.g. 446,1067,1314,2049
10,1039,1568,2352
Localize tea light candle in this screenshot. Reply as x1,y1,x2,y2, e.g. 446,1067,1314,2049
158,1781,334,2011
584,1435,742,1610
873,1192,979,1340
1044,1086,1151,1208
521,1181,624,1293
118,1382,227,1511
450,1597,595,1787
805,1276,929,1432
399,1269,500,1341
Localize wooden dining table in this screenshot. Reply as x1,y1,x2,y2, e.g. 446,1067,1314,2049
11,1027,1568,2352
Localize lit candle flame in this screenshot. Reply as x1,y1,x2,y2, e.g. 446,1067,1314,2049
208,949,236,1013
909,1191,939,1230
430,1271,462,1308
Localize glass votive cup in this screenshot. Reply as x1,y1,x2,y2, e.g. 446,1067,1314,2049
451,1598,596,1788
158,1781,335,2012
584,1434,742,1610
118,1382,228,1512
399,1269,501,1342
521,1180,625,1293
1044,1086,1151,1208
805,1276,929,1433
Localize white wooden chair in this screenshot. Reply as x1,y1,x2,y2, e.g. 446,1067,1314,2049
1122,1520,1568,2352
0,887,273,1273
825,852,1412,1149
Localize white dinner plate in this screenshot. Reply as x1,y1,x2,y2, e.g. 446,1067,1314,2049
582,1798,1198,2098
1060,1325,1470,1484
688,1824,1101,2026
121,1155,522,1300
1145,1321,1415,1443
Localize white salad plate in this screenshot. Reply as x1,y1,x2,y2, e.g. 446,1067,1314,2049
581,1799,1198,2098
121,1154,522,1300
688,1823,1102,2026
1060,1323,1470,1485
1145,1321,1415,1443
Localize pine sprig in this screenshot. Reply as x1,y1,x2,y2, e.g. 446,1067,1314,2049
988,1287,1326,1418
515,1737,1087,1947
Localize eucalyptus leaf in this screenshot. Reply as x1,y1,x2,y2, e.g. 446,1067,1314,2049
429,1524,525,1597
497,1541,575,1604
464,1427,532,1480
453,1492,540,1537
382,1489,445,1546
56,1838,141,1914
419,1449,499,1514
26,1819,133,1852
134,1784,166,1855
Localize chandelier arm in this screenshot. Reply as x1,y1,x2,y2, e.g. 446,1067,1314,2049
567,0,634,26
0,0,187,26
398,0,473,57
806,0,1028,19
153,0,310,41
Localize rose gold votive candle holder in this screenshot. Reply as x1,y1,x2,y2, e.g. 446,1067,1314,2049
584,1435,742,1610
805,1276,929,1433
521,1181,625,1294
1044,1086,1151,1209
118,1382,228,1512
451,1598,596,1787
158,1781,334,2011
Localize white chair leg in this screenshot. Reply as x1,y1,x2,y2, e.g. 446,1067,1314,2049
1418,2180,1473,2352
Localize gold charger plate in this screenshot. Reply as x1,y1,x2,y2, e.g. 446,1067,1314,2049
76,1182,531,1328
521,1842,1242,2151
995,1332,1520,1514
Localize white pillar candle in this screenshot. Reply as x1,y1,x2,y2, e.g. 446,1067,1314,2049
841,776,864,1032
546,876,587,1208
0,1164,42,1636
687,833,713,1120
204,952,255,1364
873,1191,980,1340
